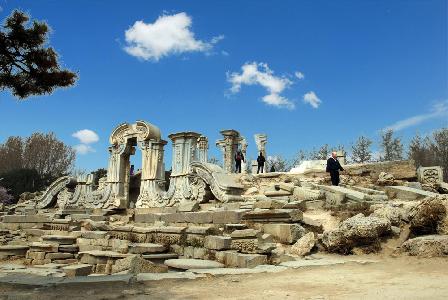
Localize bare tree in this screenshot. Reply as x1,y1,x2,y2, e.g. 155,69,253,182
290,149,308,167
431,128,448,180
380,129,403,161
351,136,372,163
0,132,75,183
0,136,23,173
22,132,75,180
310,144,330,160
408,133,435,167
207,156,220,165
265,155,289,172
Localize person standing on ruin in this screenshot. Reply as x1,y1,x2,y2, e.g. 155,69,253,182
326,151,344,186
257,152,265,174
235,150,244,173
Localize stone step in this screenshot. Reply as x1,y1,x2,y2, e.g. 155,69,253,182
242,209,303,223
319,185,367,202
142,253,178,264
41,235,77,245
0,245,29,257
164,258,224,270
128,243,166,254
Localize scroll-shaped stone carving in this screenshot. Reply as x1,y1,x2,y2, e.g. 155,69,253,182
190,161,244,202
36,176,76,209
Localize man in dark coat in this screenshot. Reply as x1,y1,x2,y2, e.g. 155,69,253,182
256,152,265,174
234,150,244,173
326,151,344,186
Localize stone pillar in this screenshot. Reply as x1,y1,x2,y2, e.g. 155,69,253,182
254,134,267,173
336,150,346,165
105,143,132,208
137,139,167,207
216,129,240,173
169,132,202,176
240,137,248,174
197,135,209,164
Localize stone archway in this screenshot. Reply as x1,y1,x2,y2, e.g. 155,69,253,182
105,120,164,208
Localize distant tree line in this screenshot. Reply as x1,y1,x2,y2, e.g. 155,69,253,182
0,132,75,202
266,128,448,180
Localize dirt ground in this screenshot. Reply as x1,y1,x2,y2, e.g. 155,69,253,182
0,256,447,300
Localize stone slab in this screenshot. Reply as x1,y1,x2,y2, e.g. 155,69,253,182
129,243,166,254
62,264,93,277
2,215,51,223
386,186,438,200
136,272,205,282
164,259,224,270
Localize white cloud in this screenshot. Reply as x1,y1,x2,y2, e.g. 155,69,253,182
262,94,294,110
124,12,221,61
72,129,99,144
295,71,305,80
383,100,448,132
303,91,322,109
221,50,229,56
227,62,295,109
73,144,95,155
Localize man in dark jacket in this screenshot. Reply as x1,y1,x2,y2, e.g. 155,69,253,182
256,152,265,174
326,151,344,186
234,150,244,173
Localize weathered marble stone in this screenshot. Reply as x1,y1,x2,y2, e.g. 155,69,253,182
41,235,77,245
290,232,316,256
263,224,306,244
112,255,168,274
129,243,166,254
165,258,224,270
401,235,448,257
230,229,261,239
204,236,232,250
0,245,29,257
45,252,73,260
62,264,93,277
386,186,438,201
242,209,303,223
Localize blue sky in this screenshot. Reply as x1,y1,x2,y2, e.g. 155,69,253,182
0,0,447,172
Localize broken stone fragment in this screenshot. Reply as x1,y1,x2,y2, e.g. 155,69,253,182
401,235,448,257
322,213,391,254
112,255,168,274
289,232,316,256
409,196,447,235
62,264,93,277
263,223,306,244
204,236,232,250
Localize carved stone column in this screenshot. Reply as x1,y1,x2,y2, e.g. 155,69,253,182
136,139,168,208
197,135,209,163
240,137,248,174
216,129,240,173
103,143,133,209
254,133,267,173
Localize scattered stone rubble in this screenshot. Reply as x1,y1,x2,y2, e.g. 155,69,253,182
1,120,447,281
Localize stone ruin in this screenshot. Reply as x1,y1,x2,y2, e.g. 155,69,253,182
0,119,447,280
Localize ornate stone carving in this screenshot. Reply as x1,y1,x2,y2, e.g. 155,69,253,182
418,166,443,185
190,161,244,202
216,129,241,173
36,176,76,209
197,136,209,163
